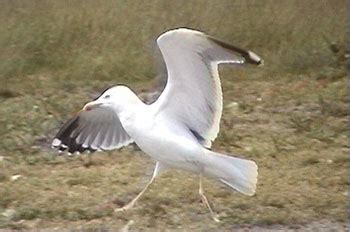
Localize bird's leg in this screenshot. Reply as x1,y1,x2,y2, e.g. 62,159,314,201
114,175,155,212
115,162,165,212
199,174,220,222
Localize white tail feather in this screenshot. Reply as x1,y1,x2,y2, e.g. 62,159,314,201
203,150,258,196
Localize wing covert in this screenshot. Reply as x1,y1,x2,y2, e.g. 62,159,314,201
154,28,262,147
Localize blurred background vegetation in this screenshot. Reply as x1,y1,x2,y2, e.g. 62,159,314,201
0,0,346,90
0,0,347,230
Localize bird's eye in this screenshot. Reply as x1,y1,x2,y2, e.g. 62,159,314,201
104,95,111,99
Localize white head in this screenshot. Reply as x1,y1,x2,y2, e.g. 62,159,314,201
83,85,141,113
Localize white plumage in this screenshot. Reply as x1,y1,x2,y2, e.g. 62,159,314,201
52,28,263,221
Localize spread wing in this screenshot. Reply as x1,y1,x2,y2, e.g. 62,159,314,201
154,28,263,147
52,106,133,153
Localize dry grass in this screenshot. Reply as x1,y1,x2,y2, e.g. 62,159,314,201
0,0,348,230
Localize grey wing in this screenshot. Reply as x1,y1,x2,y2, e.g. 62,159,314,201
52,107,133,153
154,28,263,148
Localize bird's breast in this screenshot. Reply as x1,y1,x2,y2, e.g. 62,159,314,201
127,116,204,169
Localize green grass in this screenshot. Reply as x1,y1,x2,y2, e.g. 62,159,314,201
0,0,348,230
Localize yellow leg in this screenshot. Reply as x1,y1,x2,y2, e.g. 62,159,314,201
199,174,220,222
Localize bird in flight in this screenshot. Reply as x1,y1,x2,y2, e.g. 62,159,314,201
52,28,263,221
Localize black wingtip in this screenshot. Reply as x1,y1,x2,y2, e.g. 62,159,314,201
257,59,264,66
52,114,96,154
52,136,96,154
208,36,263,66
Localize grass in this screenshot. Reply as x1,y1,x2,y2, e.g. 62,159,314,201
0,0,348,230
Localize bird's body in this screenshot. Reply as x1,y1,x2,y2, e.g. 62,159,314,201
52,28,263,220
119,93,257,193
96,86,206,173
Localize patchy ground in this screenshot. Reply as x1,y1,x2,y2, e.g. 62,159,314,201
0,69,348,231
0,1,347,230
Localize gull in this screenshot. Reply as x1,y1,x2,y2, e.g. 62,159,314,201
52,28,263,221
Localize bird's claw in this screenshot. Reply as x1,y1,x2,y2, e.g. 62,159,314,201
114,203,135,212
212,215,221,222
114,207,126,212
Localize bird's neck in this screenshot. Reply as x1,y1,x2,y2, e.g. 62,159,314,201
117,98,147,125
117,99,154,141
